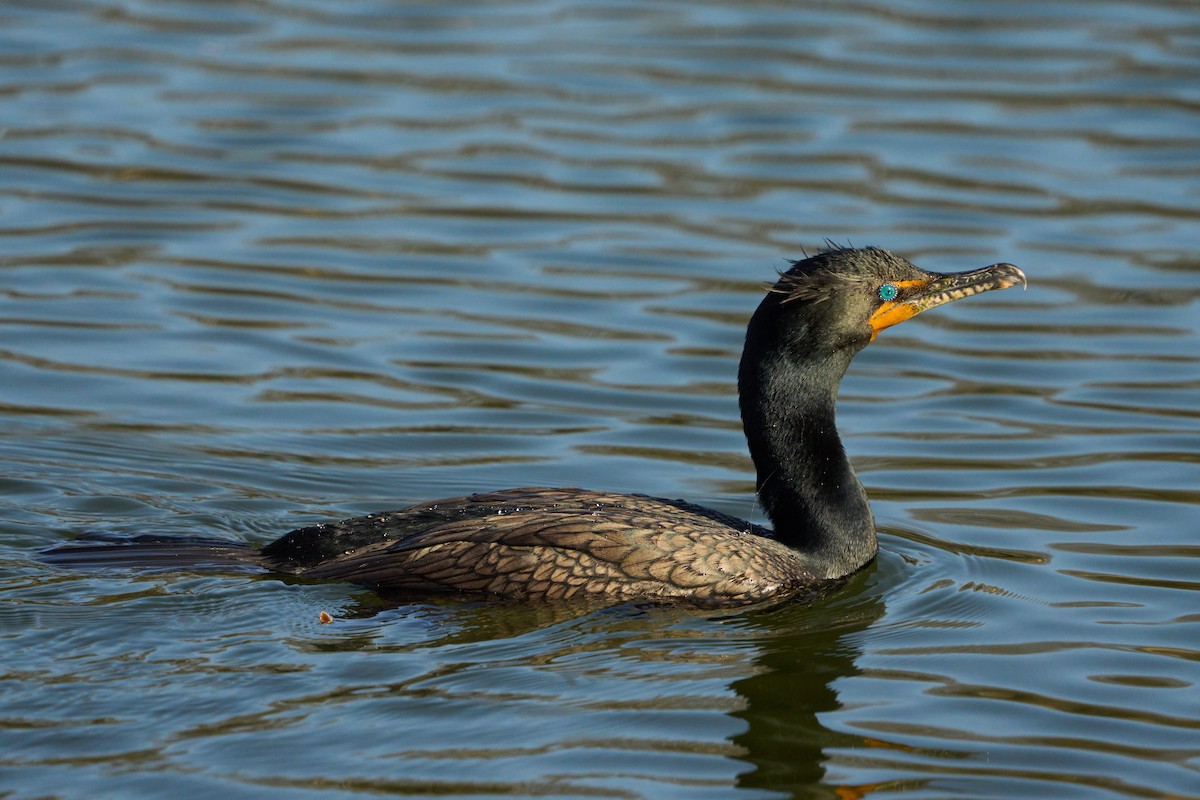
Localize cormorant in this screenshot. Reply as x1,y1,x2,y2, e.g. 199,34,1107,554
44,246,1025,607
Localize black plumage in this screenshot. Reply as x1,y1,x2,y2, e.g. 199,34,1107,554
44,246,1025,607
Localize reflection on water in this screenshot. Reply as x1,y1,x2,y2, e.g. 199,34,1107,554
731,581,885,794
3,0,1200,797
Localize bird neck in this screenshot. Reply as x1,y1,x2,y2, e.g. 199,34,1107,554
737,316,877,579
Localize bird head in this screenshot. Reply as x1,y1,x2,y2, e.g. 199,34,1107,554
768,245,1026,352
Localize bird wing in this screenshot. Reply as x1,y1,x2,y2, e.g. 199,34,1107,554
296,497,811,605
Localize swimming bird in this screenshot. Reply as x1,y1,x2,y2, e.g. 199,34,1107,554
44,246,1025,607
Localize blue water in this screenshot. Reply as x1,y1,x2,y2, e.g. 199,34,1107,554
2,1,1199,797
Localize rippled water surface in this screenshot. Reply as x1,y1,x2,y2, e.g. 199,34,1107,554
3,1,1200,797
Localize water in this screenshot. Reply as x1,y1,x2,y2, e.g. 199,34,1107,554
2,0,1199,797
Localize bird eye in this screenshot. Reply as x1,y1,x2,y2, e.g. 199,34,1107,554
878,283,898,301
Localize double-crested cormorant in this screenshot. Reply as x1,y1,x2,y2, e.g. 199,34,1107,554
45,246,1025,607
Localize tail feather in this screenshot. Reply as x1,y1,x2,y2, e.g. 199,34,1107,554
42,533,265,574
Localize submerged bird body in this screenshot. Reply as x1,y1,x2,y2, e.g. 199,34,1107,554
260,488,815,606
45,247,1025,607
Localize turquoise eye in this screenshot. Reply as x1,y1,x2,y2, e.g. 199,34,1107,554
878,283,898,301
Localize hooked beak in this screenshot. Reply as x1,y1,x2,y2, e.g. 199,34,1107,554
868,262,1026,341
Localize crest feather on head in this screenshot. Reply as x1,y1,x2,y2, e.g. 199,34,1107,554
770,244,903,304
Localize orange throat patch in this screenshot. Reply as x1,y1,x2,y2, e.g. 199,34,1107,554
867,279,928,341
